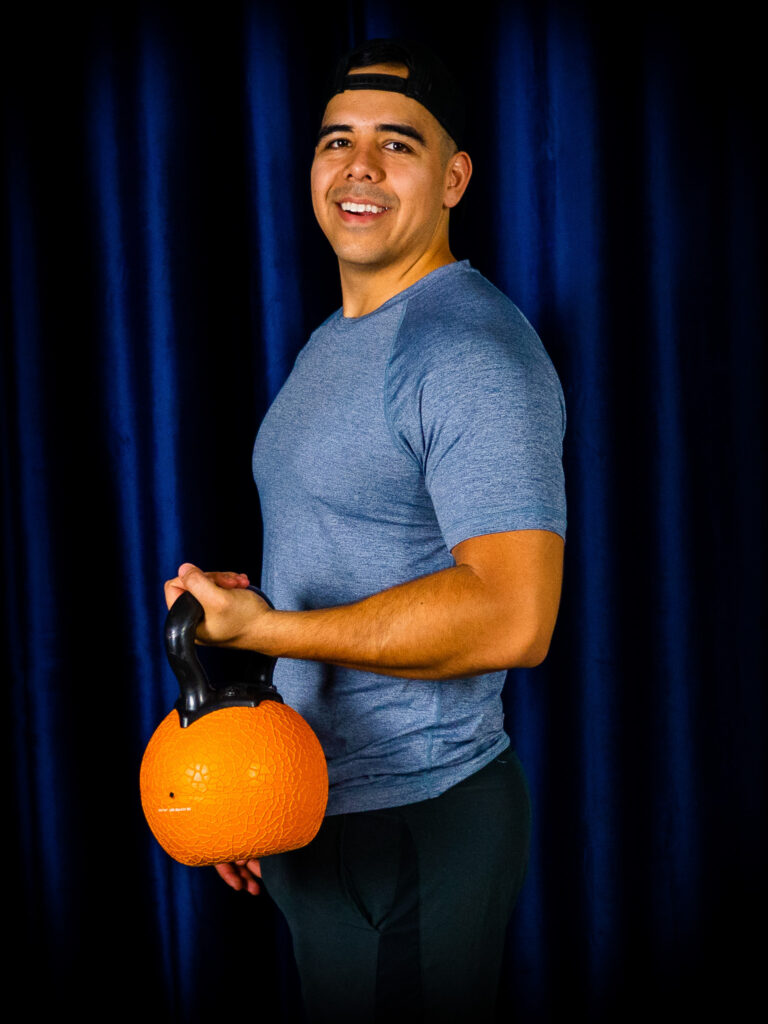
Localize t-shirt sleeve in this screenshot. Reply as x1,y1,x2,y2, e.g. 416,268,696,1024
385,300,567,552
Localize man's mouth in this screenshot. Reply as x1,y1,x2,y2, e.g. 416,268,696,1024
339,201,389,215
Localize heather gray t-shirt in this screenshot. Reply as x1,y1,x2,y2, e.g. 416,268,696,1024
252,261,566,815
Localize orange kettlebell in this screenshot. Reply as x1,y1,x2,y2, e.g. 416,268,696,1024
140,589,328,866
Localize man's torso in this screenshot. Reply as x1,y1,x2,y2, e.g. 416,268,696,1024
252,261,566,814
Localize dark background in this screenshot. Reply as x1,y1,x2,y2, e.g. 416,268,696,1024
2,1,764,1020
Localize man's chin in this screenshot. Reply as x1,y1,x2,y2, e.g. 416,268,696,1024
333,245,395,270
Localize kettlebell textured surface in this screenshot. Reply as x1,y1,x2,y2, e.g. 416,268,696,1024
140,588,328,866
140,701,328,866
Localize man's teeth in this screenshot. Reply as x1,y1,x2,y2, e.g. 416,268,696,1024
340,202,387,214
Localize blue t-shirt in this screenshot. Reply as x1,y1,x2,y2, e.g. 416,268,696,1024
252,261,566,815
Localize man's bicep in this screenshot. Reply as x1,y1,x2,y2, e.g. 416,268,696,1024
418,346,567,552
451,529,564,666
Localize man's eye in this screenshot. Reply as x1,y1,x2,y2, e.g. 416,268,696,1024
325,138,350,149
386,141,411,153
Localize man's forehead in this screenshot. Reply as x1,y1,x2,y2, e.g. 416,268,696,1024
320,86,439,139
349,61,408,78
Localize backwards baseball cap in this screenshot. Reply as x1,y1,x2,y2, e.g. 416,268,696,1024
324,39,467,151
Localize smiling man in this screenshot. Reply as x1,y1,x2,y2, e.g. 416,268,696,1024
309,62,471,317
165,39,566,1022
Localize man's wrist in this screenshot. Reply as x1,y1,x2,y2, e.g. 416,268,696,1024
242,603,283,657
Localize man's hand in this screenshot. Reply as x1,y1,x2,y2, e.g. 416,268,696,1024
214,859,263,896
164,566,250,608
163,563,273,648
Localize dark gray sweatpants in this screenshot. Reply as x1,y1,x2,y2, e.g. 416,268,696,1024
261,752,531,1023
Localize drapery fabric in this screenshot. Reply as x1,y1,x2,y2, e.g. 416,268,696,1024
2,2,764,1020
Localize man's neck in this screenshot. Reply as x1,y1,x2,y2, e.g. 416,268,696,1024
338,246,456,318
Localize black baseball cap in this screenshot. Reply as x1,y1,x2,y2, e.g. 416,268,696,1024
324,39,467,151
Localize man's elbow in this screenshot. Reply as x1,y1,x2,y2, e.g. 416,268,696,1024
503,618,556,669
436,625,552,678
513,634,552,668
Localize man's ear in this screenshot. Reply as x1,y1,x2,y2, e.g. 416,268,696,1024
444,151,473,209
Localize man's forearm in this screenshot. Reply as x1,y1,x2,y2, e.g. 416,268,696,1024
241,535,562,679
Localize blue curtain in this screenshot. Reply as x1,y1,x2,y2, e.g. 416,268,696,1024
3,2,764,1019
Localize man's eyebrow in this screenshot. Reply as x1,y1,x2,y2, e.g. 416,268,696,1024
377,123,427,146
316,122,427,146
317,123,353,142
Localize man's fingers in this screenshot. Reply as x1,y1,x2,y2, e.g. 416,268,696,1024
235,857,262,877
222,860,262,895
238,866,261,895
214,862,244,891
239,863,262,895
177,564,250,602
164,567,249,610
245,858,262,877
214,861,260,894
208,571,250,590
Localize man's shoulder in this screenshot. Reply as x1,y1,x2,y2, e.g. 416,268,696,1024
394,263,546,372
407,262,519,320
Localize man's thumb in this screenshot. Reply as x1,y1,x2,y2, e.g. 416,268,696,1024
177,563,214,600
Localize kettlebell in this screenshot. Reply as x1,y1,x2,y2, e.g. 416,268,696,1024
140,588,328,866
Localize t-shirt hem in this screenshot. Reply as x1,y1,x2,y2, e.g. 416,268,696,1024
323,734,512,816
442,507,567,550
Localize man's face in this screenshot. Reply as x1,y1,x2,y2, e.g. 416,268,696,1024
311,64,458,273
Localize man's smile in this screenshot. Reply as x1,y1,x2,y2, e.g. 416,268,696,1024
339,201,389,214
334,195,393,225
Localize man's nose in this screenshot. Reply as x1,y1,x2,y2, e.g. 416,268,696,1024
343,142,384,182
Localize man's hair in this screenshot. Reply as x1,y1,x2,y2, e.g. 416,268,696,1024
324,38,467,153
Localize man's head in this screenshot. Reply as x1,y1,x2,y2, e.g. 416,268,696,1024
311,40,468,284
311,39,472,277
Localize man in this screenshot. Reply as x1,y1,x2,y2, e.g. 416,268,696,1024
165,39,566,1022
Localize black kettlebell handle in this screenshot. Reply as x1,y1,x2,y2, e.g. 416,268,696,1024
164,586,282,728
